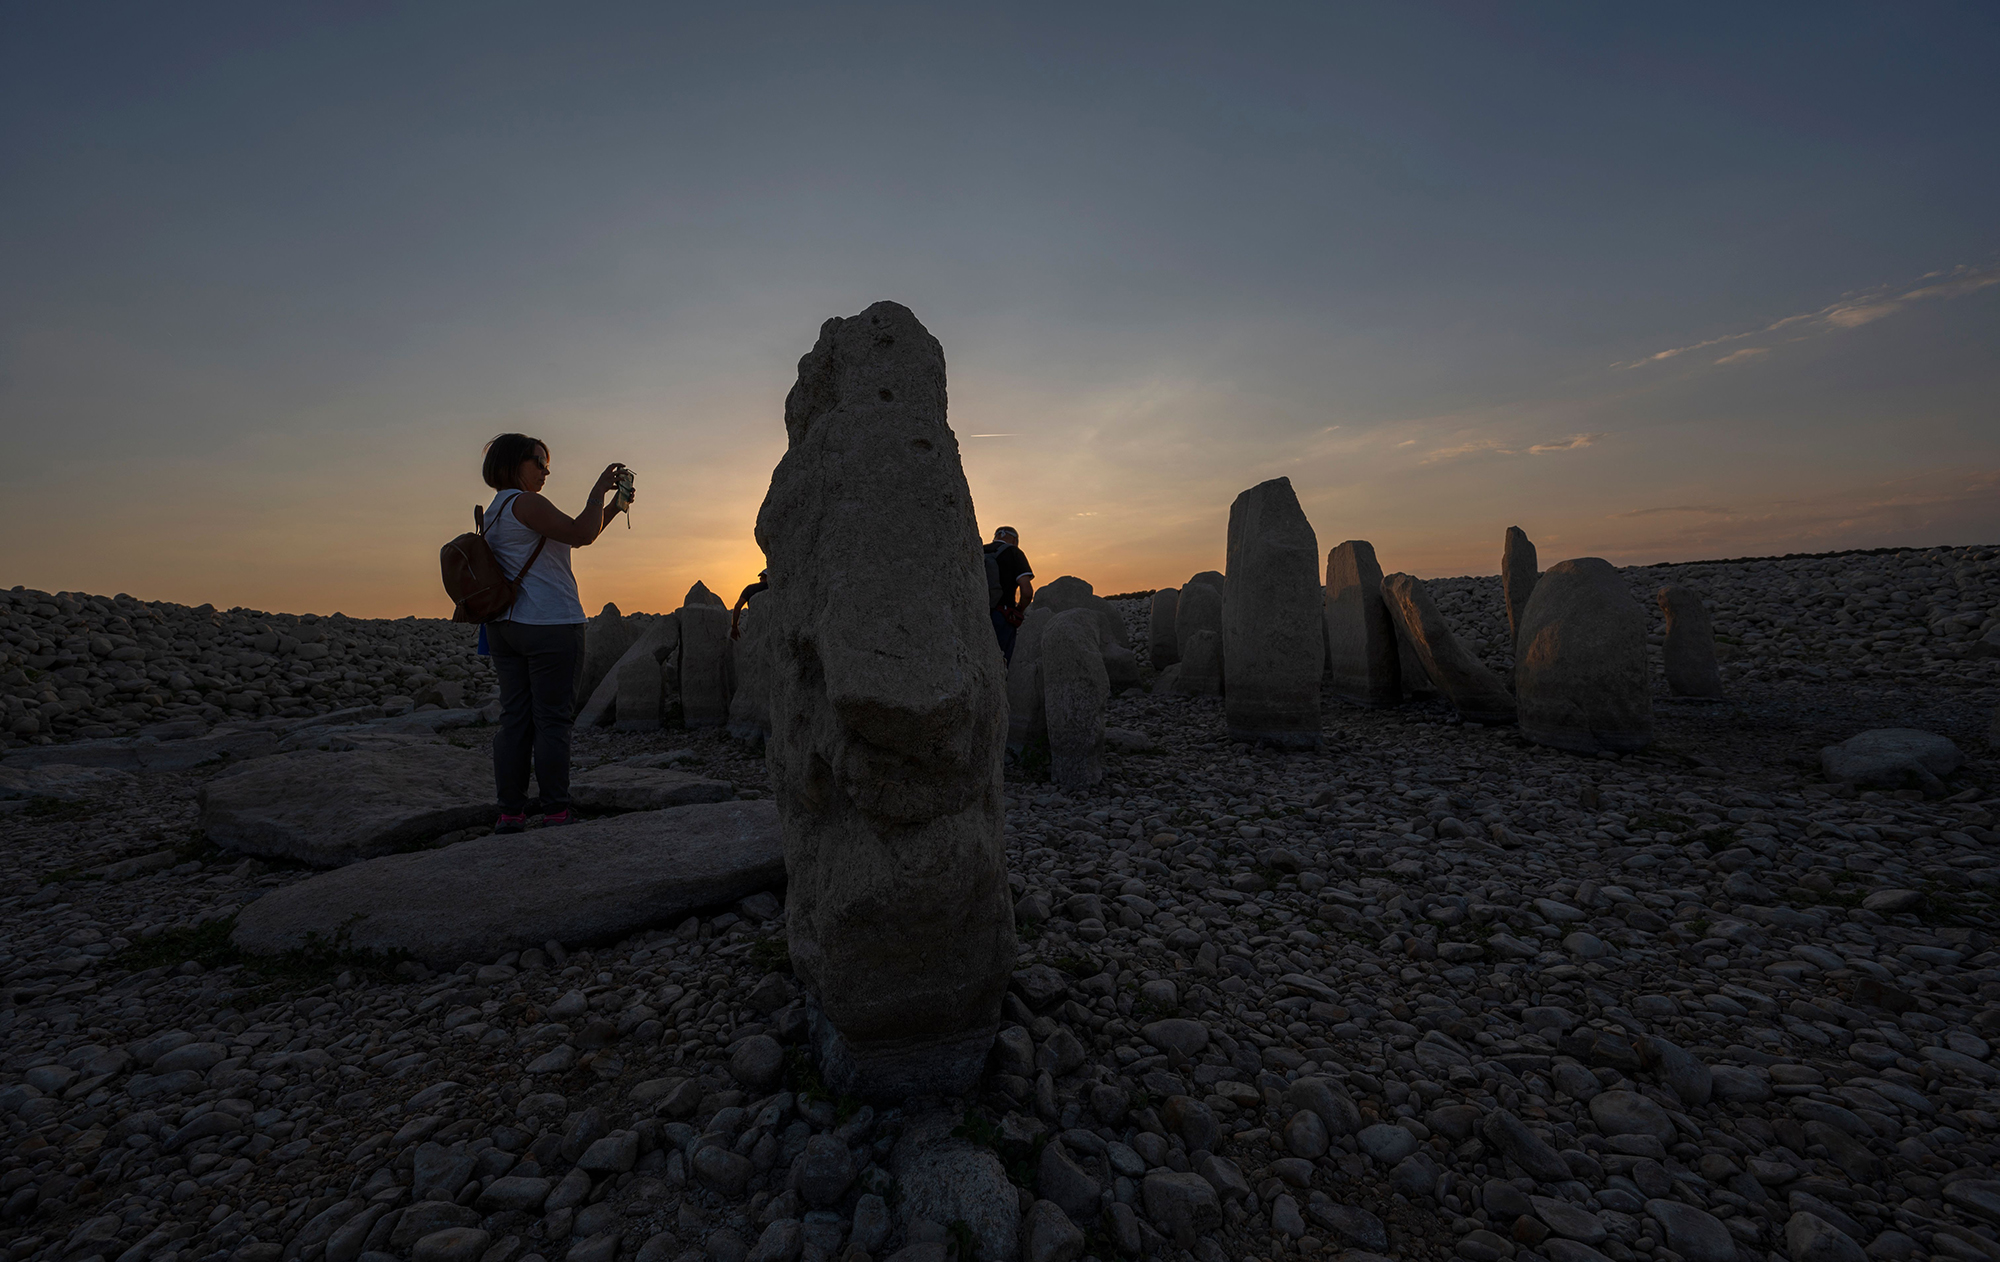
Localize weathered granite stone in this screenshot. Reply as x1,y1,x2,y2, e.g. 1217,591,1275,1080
578,604,639,709
1323,540,1399,708
1149,588,1180,668
891,1113,1020,1262
1175,576,1225,662
1222,478,1322,748
726,591,773,743
200,745,493,867
1380,574,1515,724
1042,609,1107,793
753,301,1014,1099
577,617,680,729
1005,606,1055,753
565,764,733,812
677,589,734,729
232,800,782,968
1516,558,1653,752
1658,585,1724,699
1035,576,1137,692
1174,630,1223,697
1820,729,1962,793
614,654,664,732
1502,526,1539,652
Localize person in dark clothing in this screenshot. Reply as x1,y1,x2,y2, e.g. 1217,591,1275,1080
730,570,768,640
983,526,1035,663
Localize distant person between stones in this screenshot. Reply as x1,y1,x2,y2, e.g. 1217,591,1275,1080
983,526,1036,663
479,433,632,834
729,570,769,640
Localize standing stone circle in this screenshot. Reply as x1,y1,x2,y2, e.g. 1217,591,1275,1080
1222,478,1323,748
1380,574,1516,725
1516,558,1654,753
1324,540,1400,709
1501,527,1539,652
754,300,1014,1099
1658,586,1724,699
1149,588,1180,668
1041,608,1108,793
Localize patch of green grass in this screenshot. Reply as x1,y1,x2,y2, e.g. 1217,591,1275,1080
1050,952,1100,979
786,1045,830,1102
946,1220,978,1262
749,936,793,976
175,829,219,862
107,913,414,988
1014,735,1051,784
952,1107,1047,1190
1016,918,1044,942
1686,917,1712,938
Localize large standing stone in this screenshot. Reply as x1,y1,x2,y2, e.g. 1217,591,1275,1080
726,591,774,742
1501,527,1539,652
1174,630,1224,696
614,654,664,731
577,617,680,728
1323,540,1400,708
1035,576,1137,692
1175,580,1225,673
1380,575,1516,724
1042,609,1107,793
1516,558,1654,753
1222,478,1323,748
1657,586,1724,699
1149,588,1180,668
231,800,781,969
677,586,734,729
1005,606,1055,753
578,604,639,708
753,300,1014,1099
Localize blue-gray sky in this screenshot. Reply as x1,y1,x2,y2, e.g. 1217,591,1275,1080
5,3,1996,615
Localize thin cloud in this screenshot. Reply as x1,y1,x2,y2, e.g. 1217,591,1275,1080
1528,433,1601,454
1616,504,1733,518
1613,262,2000,370
1423,432,1604,464
966,433,1016,438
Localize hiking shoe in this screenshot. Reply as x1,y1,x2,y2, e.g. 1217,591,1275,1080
540,809,578,828
493,813,527,834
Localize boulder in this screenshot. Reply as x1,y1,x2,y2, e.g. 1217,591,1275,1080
1379,574,1515,725
1042,609,1108,793
565,765,734,812
676,594,734,729
1175,577,1224,663
1515,557,1654,753
1149,588,1181,668
726,591,774,743
1005,606,1055,753
613,654,665,731
891,1113,1020,1262
1035,576,1138,692
199,745,494,867
577,617,681,729
1173,629,1224,697
578,604,639,709
683,580,725,608
1821,730,1962,793
1323,540,1400,708
1501,526,1539,652
1222,478,1323,747
753,301,1014,1099
1658,586,1724,699
232,800,783,969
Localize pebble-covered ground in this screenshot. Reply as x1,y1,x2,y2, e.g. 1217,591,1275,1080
2,544,1998,1262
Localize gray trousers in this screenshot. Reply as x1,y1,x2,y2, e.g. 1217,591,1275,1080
488,620,586,814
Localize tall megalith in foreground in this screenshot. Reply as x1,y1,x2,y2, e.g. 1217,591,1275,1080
1501,527,1539,652
754,301,1015,1098
1042,609,1108,792
1516,558,1654,752
1222,478,1323,747
1658,586,1724,699
1381,574,1516,725
1149,588,1180,668
1324,540,1400,708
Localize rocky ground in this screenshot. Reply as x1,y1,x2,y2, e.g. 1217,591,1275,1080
3,544,1999,1262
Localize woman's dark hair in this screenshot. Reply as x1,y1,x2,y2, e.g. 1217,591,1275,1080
482,433,548,490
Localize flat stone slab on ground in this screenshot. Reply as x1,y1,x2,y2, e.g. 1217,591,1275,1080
567,763,733,811
231,799,782,968
199,744,496,867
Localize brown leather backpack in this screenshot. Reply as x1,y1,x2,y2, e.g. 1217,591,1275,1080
441,495,546,624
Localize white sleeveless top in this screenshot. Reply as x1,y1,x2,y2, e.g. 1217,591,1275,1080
484,490,585,624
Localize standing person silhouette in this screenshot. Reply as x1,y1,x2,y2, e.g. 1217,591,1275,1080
478,433,631,832
984,526,1035,663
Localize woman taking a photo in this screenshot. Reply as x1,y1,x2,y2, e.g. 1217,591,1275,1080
479,433,631,832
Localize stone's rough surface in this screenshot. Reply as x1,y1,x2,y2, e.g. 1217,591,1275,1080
232,800,783,968
1501,527,1539,651
1034,576,1137,693
613,653,665,732
1820,728,1963,792
726,592,774,742
1174,577,1225,664
676,599,734,730
1222,478,1324,748
1005,606,1054,752
891,1114,1020,1262
1149,588,1181,668
1658,586,1724,699
579,603,638,709
1516,557,1655,752
578,616,681,729
199,744,493,867
1787,1213,1867,1262
566,764,733,813
753,301,1014,1098
1324,541,1400,708
1041,610,1108,794
1380,574,1516,724
1173,630,1224,697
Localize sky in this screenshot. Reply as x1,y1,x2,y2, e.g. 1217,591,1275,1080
3,3,1997,617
